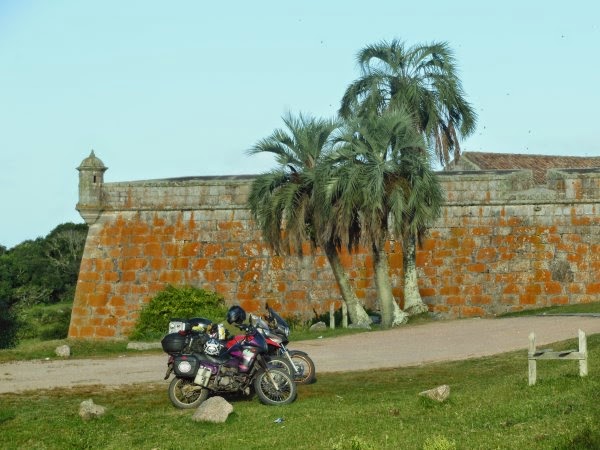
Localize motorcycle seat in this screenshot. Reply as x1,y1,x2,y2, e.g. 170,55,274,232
194,352,230,365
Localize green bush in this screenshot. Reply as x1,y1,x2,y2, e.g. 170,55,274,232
15,302,72,341
129,285,228,340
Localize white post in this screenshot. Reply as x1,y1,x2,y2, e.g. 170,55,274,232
342,303,348,328
528,332,537,386
579,329,588,377
329,303,335,330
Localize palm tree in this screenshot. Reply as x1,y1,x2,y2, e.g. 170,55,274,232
339,39,476,315
340,39,477,166
319,109,440,328
247,113,371,326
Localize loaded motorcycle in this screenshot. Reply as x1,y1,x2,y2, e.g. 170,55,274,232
161,306,297,409
227,304,316,384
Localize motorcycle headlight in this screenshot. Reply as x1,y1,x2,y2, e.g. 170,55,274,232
177,360,192,373
278,323,290,338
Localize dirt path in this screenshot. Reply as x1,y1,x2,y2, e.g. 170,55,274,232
1,315,598,394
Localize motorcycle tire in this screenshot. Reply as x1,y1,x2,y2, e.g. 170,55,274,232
168,377,209,409
253,368,297,406
289,350,316,384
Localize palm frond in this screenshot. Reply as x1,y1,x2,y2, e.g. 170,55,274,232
247,112,342,256
341,39,477,166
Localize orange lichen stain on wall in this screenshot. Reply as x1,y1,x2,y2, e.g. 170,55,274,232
586,282,600,295
460,306,485,317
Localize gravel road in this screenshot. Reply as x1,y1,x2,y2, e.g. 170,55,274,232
1,315,598,394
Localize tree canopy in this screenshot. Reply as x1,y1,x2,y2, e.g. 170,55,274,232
340,39,476,166
0,223,88,348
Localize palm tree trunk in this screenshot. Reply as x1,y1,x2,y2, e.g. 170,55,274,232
402,234,429,315
323,243,372,326
372,243,408,328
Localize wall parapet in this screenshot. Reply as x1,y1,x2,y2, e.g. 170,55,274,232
439,168,600,205
96,169,600,213
100,176,254,212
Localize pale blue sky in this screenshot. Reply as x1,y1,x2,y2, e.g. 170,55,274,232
1,1,598,248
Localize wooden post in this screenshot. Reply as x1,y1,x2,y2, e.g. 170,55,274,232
579,329,588,377
342,303,348,328
528,332,537,386
329,303,335,330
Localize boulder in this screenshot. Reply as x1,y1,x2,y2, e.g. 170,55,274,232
55,345,71,358
309,321,327,332
419,385,450,403
191,396,233,423
79,399,106,420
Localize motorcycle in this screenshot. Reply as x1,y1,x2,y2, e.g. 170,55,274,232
227,304,316,384
161,308,297,409
168,315,295,376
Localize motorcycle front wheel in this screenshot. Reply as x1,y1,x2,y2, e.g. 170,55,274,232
267,356,294,376
253,368,297,406
168,377,209,409
289,350,316,384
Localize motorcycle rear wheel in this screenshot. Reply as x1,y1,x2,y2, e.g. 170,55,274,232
168,377,209,409
289,350,316,384
253,368,297,405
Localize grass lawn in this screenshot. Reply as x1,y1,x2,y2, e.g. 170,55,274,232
0,333,598,449
1,302,598,448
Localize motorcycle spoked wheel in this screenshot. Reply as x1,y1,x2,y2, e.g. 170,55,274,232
266,356,295,376
253,368,297,405
289,350,316,384
168,377,209,409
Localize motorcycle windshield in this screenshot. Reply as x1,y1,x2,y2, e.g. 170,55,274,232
267,307,290,338
253,315,270,331
245,329,268,353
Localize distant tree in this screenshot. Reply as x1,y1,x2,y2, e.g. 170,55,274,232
0,252,13,302
8,239,59,304
0,222,88,347
44,223,88,299
0,299,18,348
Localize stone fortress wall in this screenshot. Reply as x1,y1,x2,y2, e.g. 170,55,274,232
69,152,600,339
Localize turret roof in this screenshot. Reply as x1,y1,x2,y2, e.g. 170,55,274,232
77,150,107,171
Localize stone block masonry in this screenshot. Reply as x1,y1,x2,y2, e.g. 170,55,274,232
70,153,600,339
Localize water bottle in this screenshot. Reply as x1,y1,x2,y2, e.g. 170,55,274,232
218,323,225,340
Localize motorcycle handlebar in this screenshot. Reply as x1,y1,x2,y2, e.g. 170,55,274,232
234,323,256,334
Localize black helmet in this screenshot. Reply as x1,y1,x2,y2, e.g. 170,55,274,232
226,305,246,325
